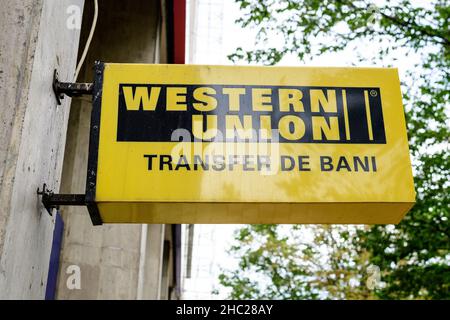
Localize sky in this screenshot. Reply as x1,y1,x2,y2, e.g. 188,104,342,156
181,0,426,299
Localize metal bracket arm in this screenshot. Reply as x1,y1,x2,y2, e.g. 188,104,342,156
37,184,86,216
53,69,93,105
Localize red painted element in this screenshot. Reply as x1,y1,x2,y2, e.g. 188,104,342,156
173,0,186,64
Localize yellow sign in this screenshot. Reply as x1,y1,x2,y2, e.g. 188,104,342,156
85,62,415,225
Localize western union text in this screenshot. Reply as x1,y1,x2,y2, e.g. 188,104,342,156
117,84,386,144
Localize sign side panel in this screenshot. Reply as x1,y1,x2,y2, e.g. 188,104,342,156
98,202,415,224
85,61,104,225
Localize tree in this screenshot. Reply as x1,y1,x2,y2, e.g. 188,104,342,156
219,0,449,299
218,224,378,299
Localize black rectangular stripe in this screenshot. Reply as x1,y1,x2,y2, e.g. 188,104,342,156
115,84,386,144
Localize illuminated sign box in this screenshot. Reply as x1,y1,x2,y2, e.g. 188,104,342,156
85,62,415,224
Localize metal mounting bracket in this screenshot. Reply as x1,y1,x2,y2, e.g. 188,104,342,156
52,69,93,105
37,183,86,216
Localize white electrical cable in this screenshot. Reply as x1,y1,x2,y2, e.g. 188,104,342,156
73,0,98,82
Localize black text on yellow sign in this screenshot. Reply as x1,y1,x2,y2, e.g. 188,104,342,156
117,84,386,143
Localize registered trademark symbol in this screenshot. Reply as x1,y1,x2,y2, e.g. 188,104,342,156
370,90,378,97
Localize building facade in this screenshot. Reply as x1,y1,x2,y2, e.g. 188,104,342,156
0,0,185,299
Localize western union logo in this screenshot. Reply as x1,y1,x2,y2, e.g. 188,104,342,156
116,84,386,144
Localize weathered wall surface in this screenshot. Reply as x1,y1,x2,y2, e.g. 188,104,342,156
56,0,167,299
0,0,84,299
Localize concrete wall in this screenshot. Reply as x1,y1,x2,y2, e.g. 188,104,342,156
56,0,174,299
0,0,84,299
